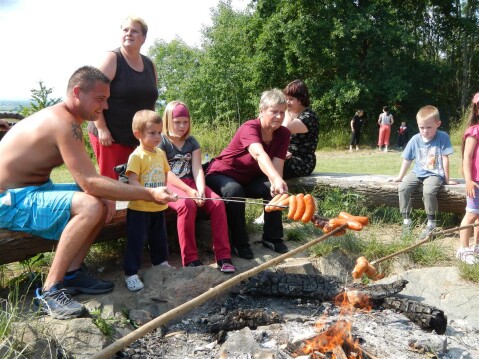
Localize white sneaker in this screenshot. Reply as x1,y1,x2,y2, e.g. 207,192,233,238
456,247,478,265
470,244,479,255
157,261,174,268
254,213,264,225
125,274,144,292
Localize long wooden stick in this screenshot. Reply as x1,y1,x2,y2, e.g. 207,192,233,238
370,222,479,266
91,224,347,359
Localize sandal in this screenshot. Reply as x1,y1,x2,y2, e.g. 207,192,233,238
217,259,236,273
125,274,144,292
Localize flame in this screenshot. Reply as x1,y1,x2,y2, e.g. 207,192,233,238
294,292,373,358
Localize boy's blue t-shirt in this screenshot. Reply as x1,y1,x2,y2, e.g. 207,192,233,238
401,130,453,180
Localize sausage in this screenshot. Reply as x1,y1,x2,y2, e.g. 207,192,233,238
293,193,306,221
265,193,282,212
328,218,348,228
365,264,377,278
287,195,298,219
352,256,369,279
300,194,315,223
346,220,363,231
274,193,290,211
338,211,369,226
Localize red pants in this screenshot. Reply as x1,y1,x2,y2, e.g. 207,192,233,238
89,133,135,179
378,124,391,146
167,178,231,266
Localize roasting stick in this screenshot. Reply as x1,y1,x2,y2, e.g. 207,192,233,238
91,224,348,359
177,196,288,208
370,222,479,266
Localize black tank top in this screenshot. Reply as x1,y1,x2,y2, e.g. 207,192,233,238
88,48,158,146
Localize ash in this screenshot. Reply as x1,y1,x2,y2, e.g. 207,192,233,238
116,293,479,359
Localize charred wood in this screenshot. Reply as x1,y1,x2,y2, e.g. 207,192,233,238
380,297,447,335
242,271,408,301
206,308,283,333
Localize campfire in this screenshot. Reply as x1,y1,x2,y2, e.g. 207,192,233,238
287,292,377,358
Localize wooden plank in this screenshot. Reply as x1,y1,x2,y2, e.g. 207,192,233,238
286,173,466,215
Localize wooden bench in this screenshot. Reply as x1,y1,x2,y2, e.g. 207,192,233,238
0,173,467,265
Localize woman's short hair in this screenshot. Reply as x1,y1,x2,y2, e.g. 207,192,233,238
259,89,287,112
132,109,162,133
122,15,148,36
283,80,310,107
163,100,191,139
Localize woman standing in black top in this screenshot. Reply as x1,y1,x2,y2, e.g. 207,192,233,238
88,15,158,179
349,109,364,152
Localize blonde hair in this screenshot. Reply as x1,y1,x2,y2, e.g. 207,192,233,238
122,15,148,36
162,101,191,139
259,89,287,112
132,109,162,133
416,105,440,122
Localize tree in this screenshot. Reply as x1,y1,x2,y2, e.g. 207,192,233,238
20,81,62,117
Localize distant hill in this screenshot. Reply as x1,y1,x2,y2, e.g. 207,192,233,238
0,100,29,113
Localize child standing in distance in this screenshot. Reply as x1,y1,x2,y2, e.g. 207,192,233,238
349,109,364,152
458,93,479,264
397,121,409,149
124,110,175,292
391,105,457,240
159,101,235,273
377,106,394,152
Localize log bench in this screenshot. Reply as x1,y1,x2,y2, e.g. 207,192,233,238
0,173,467,265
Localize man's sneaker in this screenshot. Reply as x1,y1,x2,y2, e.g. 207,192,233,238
231,244,254,259
63,265,114,295
456,247,478,265
185,259,204,267
262,239,288,254
217,259,236,273
33,282,85,320
125,274,144,292
418,226,436,241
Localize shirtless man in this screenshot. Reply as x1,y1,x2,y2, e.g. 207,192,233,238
0,66,177,319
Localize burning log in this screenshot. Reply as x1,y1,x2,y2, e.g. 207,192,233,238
242,272,447,334
380,297,447,335
242,271,408,301
206,308,283,333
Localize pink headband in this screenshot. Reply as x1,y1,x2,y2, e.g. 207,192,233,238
473,93,479,105
172,103,190,118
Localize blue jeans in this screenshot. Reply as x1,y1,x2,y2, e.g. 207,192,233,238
205,174,283,247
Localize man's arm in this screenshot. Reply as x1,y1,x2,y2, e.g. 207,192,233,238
59,121,175,204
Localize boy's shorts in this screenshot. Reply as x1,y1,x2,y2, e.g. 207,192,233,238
0,181,79,240
466,183,479,214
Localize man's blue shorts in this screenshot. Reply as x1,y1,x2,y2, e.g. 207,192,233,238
0,181,79,240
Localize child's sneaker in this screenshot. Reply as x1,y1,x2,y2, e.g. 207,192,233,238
125,274,144,292
33,282,85,320
456,247,477,265
418,226,436,241
156,261,174,268
471,244,479,255
217,259,236,273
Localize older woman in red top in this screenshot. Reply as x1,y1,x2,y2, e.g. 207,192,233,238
205,89,291,259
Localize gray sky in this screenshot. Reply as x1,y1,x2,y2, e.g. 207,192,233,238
0,0,247,100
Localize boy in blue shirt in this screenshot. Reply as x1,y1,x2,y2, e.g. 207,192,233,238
392,105,457,239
